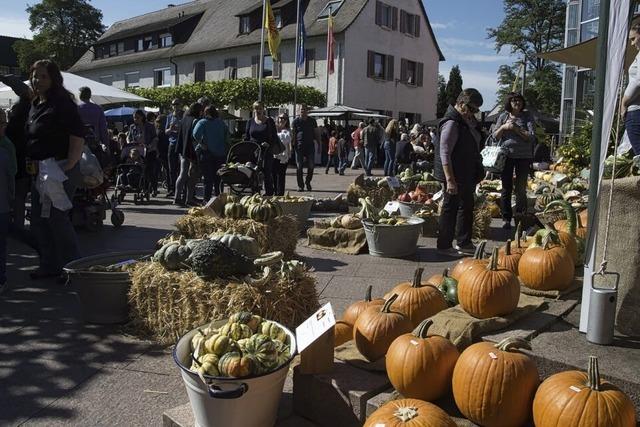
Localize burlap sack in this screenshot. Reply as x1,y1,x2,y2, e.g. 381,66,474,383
519,276,583,299
595,176,640,336
306,227,368,255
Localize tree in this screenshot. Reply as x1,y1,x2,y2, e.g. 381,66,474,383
445,65,463,107
488,0,566,115
436,74,448,118
15,0,105,72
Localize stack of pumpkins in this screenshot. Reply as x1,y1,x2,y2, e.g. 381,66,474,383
365,337,635,427
223,194,283,222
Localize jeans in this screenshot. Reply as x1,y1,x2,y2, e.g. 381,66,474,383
30,164,80,274
145,151,159,194
383,141,396,176
364,146,377,176
625,109,640,155
167,144,180,192
263,152,275,196
272,159,287,196
175,156,198,203
500,157,530,222
0,212,8,284
295,147,315,189
338,157,348,174
437,180,474,250
325,154,339,173
200,154,225,200
351,147,364,169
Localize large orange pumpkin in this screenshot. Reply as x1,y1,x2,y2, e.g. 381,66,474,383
342,285,384,326
519,234,575,291
354,294,413,362
452,337,540,427
364,398,456,427
457,247,520,319
450,241,488,280
386,319,460,402
532,356,635,427
334,321,352,347
385,268,448,328
497,239,522,274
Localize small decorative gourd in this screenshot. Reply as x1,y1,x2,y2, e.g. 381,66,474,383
224,202,245,219
218,352,254,378
204,333,238,356
219,322,253,341
260,320,289,344
228,311,263,332
239,334,278,373
153,237,192,270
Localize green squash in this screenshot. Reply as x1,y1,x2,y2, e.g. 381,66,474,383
247,200,281,222
153,238,192,270
187,240,256,279
437,269,459,306
228,311,263,332
204,333,238,356
212,233,260,259
241,334,279,372
218,352,254,377
224,202,245,219
192,353,220,376
260,321,289,345
219,322,253,341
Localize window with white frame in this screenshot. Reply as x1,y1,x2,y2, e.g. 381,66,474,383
160,33,173,48
240,16,251,34
154,68,172,87
224,58,238,80
263,55,273,78
137,39,144,51
125,72,140,88
99,75,113,86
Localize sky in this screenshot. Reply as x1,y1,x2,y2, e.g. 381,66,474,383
1,0,517,108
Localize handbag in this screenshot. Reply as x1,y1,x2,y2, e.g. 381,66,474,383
480,134,507,174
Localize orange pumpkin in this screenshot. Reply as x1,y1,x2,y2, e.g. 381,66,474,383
533,356,635,427
497,239,522,274
579,208,588,227
386,319,459,402
540,223,578,264
458,247,520,319
354,294,412,362
342,285,384,326
364,398,456,427
426,268,449,287
334,321,352,347
519,234,575,291
450,241,488,280
452,337,540,427
385,268,448,328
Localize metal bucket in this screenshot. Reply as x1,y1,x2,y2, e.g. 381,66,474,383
64,251,149,324
173,320,297,427
275,199,314,230
397,201,424,218
362,217,424,258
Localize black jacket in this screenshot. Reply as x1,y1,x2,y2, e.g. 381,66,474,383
176,115,200,161
433,105,483,185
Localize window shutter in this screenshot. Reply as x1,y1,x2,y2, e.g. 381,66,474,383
415,16,421,37
392,7,398,31
194,62,205,82
399,10,406,33
416,62,424,87
367,50,374,78
386,55,394,81
400,59,407,82
375,1,382,25
251,55,259,78
307,49,315,76
273,60,281,79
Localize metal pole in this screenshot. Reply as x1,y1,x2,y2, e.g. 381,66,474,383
293,0,301,119
325,9,331,106
258,0,267,102
521,60,527,95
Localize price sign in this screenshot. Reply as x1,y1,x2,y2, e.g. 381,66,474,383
296,303,336,353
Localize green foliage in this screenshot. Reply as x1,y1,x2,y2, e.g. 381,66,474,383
488,0,565,115
129,78,326,111
445,65,463,107
557,121,592,174
436,74,448,118
15,0,105,72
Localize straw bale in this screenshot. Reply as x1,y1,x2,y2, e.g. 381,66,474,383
128,261,319,345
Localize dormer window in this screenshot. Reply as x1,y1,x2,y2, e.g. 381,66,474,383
240,16,251,34
318,0,344,19
274,10,282,28
160,33,173,48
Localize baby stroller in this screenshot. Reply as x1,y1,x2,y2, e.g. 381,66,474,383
112,146,150,204
218,141,265,196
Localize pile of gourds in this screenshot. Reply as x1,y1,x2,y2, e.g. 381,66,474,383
358,197,409,226
189,312,291,378
223,194,283,222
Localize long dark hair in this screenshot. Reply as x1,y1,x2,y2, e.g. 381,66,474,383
30,59,73,101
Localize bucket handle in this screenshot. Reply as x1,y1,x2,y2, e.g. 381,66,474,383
207,382,249,399
591,271,619,292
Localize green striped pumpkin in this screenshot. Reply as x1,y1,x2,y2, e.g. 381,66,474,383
229,312,263,332
204,333,238,356
241,334,279,372
219,322,253,341
218,352,254,377
261,321,289,345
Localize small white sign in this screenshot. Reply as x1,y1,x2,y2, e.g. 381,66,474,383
384,201,400,214
569,386,581,393
489,352,498,360
295,303,336,353
387,176,401,189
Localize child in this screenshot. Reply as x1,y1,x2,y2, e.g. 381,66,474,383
117,148,143,188
0,109,15,294
325,130,339,174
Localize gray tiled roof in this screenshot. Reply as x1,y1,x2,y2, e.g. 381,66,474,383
70,0,443,72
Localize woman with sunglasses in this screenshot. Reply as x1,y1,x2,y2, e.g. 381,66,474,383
493,92,535,230
245,101,279,196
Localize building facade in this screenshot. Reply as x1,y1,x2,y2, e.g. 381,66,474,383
560,0,640,137
70,0,444,121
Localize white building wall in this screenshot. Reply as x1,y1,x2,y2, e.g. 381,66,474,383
343,0,440,120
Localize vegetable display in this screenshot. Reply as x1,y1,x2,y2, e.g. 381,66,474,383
427,268,459,306
386,319,459,402
450,241,487,280
153,237,194,271
452,337,540,427
519,234,575,291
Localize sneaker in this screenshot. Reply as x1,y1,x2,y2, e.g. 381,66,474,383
436,248,463,258
455,243,476,255
297,187,304,192
0,282,8,295
306,183,312,191
502,221,512,230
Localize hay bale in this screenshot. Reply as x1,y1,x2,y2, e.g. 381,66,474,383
174,214,299,258
346,183,395,208
473,204,493,240
128,261,320,345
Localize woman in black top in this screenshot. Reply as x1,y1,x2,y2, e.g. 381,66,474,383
26,60,85,279
245,101,278,196
128,110,158,196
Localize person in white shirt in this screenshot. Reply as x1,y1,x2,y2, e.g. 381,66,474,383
273,114,292,196
621,23,640,156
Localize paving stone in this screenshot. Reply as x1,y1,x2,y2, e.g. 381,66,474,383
319,276,394,300
319,297,352,319
122,346,177,376
22,367,188,426
293,360,390,426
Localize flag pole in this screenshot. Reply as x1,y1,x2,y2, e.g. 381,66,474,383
325,11,331,106
258,0,267,102
293,0,301,119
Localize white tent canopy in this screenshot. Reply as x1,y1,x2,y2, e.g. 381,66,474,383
0,72,149,107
